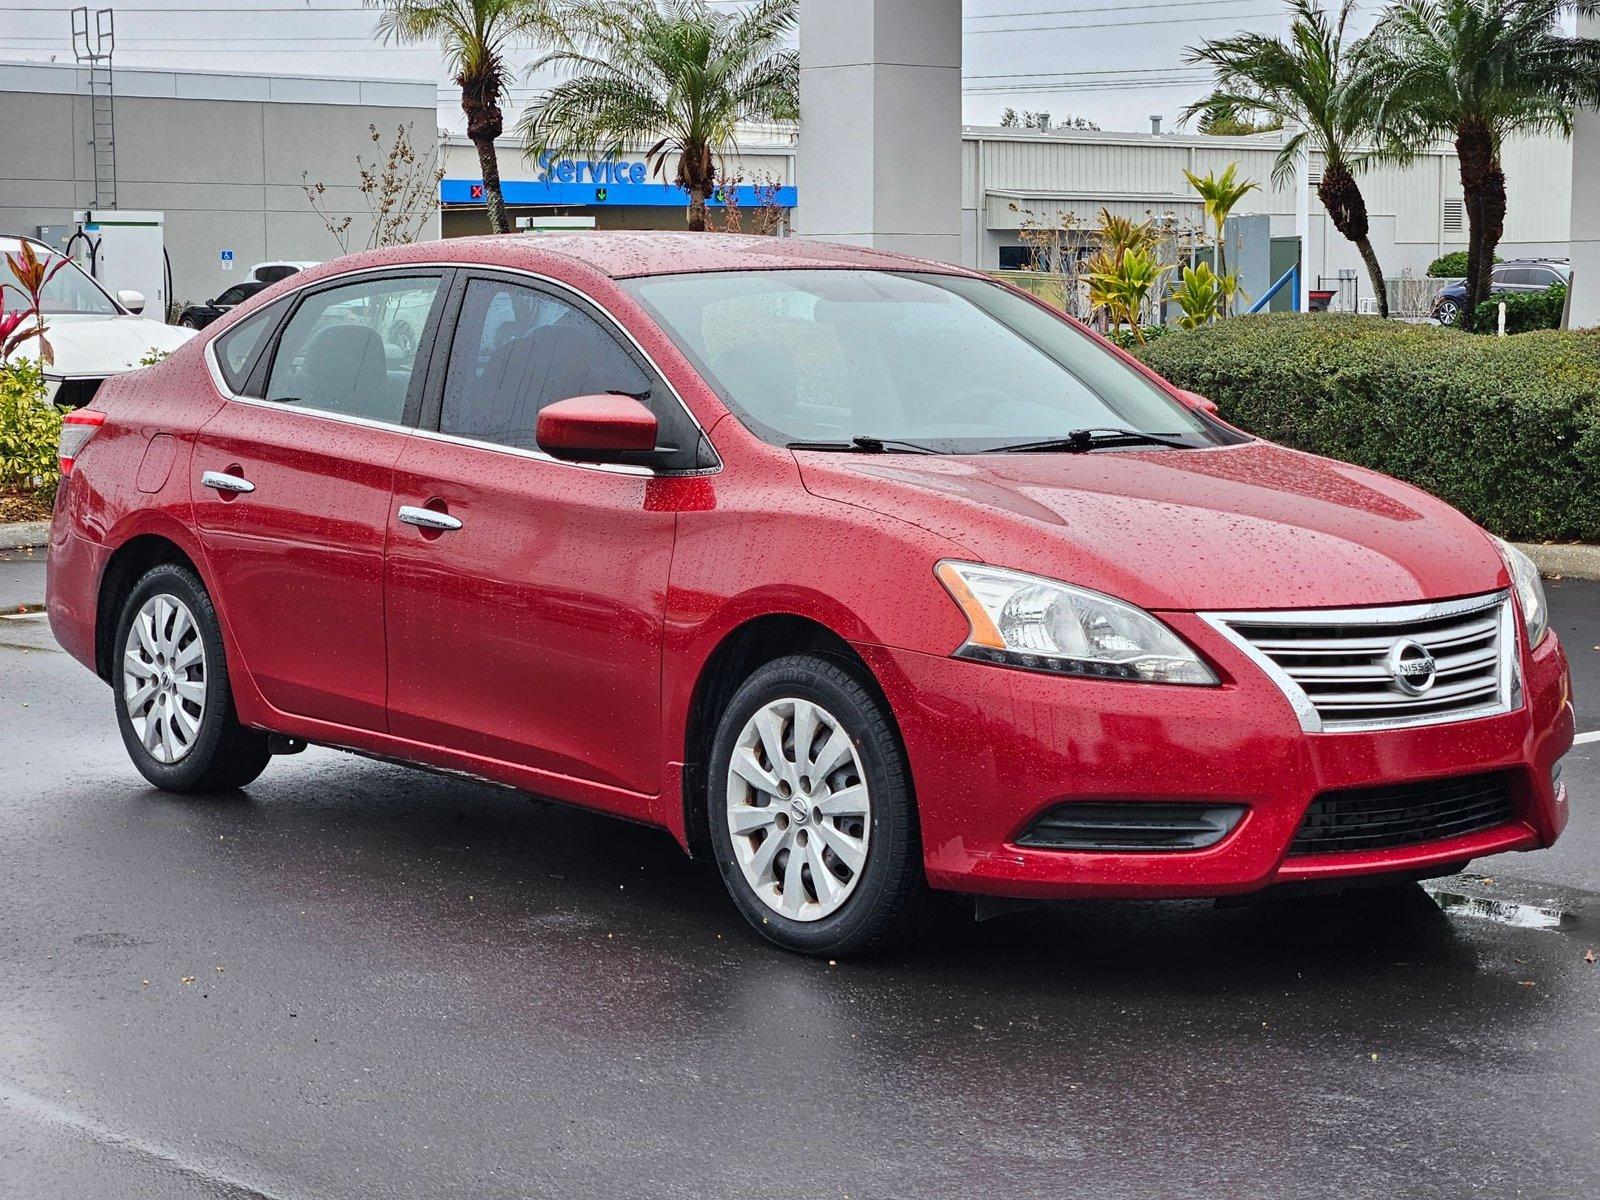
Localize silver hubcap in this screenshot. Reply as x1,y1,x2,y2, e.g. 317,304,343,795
726,697,871,922
123,594,207,764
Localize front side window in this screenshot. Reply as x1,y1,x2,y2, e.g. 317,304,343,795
439,278,655,452
625,269,1235,452
2,248,118,316
215,285,253,307
264,276,440,424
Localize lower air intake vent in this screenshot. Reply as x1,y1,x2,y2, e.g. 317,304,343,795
1017,803,1246,852
1290,772,1513,856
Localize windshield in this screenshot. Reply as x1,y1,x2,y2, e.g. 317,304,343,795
2,247,119,316
624,269,1237,452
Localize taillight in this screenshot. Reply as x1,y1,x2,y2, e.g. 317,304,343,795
58,409,105,476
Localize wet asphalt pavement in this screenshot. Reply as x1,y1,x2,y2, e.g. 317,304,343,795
2,546,1597,1200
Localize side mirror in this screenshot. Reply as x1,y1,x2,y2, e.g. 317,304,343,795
1176,388,1219,415
536,394,659,462
118,289,146,314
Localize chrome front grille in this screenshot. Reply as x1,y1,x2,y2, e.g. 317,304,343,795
1202,591,1517,733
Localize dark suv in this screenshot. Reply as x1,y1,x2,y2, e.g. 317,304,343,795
177,280,269,330
1431,259,1570,325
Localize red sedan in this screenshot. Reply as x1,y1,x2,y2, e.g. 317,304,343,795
46,233,1574,956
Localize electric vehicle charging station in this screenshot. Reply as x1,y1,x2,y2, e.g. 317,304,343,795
61,210,170,318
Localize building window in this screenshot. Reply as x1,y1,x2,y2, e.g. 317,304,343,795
998,246,1036,271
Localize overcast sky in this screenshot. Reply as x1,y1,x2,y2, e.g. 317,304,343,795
2,0,1381,135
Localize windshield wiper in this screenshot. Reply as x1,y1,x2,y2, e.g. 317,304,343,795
786,436,941,455
992,428,1195,453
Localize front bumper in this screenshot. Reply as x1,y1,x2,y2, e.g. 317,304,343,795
857,615,1573,900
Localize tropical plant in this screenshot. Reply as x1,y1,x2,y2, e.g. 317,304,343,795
3,241,66,366
1185,1,1392,317
517,0,799,231
371,0,554,235
1169,261,1239,328
1088,248,1173,344
1365,0,1600,327
1182,164,1259,312
1094,210,1162,264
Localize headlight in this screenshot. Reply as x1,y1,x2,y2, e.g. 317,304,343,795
934,561,1218,685
1493,536,1549,648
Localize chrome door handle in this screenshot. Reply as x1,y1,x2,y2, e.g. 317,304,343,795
201,470,255,494
397,505,462,532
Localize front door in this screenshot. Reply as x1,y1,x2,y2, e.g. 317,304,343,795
192,270,448,730
384,274,697,797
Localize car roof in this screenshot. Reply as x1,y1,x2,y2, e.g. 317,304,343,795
285,231,984,285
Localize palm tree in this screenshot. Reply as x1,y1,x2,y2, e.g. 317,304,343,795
1181,163,1259,312
372,0,554,235
1185,0,1392,317
517,0,799,231
1366,0,1600,326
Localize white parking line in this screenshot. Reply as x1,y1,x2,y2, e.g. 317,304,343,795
1575,730,1600,745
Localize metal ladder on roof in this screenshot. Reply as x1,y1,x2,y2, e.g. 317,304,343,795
72,7,117,210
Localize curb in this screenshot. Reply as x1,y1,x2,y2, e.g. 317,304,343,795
1515,542,1600,583
0,521,49,551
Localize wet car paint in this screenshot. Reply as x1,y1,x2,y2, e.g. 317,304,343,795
43,232,1573,908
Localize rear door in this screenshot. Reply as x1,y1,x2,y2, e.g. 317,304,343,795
193,269,449,730
383,272,700,796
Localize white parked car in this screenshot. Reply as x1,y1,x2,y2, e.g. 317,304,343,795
2,235,194,407
247,260,319,284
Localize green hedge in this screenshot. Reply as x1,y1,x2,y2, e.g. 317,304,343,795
1473,284,1566,335
1426,250,1498,278
1135,313,1600,542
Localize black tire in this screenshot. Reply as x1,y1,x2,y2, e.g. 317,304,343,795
707,654,928,957
178,316,200,330
112,563,271,793
1435,299,1461,326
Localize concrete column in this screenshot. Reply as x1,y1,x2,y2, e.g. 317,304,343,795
795,0,962,263
1569,14,1600,328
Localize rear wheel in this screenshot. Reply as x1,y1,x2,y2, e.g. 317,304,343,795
708,654,927,956
112,564,271,792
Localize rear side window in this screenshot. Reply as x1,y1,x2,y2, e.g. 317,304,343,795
213,301,283,393
439,278,653,451
264,275,441,424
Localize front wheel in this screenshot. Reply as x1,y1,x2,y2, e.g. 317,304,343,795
1434,298,1462,326
113,563,271,792
708,654,928,956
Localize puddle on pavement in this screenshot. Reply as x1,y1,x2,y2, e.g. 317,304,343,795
1424,885,1577,931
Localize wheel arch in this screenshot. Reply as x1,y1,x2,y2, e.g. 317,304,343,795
679,613,900,859
94,534,202,681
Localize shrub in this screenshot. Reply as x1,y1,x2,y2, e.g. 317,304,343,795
1105,323,1173,351
1473,284,1566,335
1426,250,1498,278
0,358,64,500
1134,312,1600,542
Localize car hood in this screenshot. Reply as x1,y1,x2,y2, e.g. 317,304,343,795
796,441,1507,611
11,314,195,379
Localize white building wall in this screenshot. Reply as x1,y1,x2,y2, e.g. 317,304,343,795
962,126,1574,287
